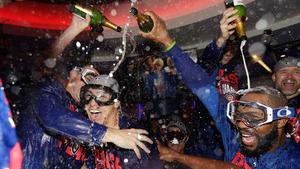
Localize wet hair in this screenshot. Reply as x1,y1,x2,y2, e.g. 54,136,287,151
238,86,288,107
221,41,242,65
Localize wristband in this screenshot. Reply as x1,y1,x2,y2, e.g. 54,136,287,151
164,40,176,52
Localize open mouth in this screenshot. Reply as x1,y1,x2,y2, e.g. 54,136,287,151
90,110,102,114
282,79,296,89
241,133,256,146
239,130,256,146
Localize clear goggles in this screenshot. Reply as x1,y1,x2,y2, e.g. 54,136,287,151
80,85,118,107
227,100,295,128
73,66,99,84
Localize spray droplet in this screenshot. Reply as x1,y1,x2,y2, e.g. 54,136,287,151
44,58,57,68
145,46,151,51
76,41,81,48
111,9,117,16
96,35,104,42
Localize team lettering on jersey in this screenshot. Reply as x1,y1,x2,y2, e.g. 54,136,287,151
231,152,252,169
217,69,238,101
93,148,122,169
289,108,300,143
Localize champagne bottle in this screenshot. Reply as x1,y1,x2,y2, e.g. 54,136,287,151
129,7,154,33
70,4,122,32
224,0,247,40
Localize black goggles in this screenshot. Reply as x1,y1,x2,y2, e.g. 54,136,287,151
80,85,118,106
166,130,187,144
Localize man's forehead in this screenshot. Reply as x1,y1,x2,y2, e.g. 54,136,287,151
237,104,263,114
239,93,270,107
88,88,110,95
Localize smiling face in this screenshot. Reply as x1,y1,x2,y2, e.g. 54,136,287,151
235,93,282,156
272,67,300,99
83,88,119,128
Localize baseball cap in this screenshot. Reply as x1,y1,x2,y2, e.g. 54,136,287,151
165,120,188,144
167,120,188,135
273,56,300,72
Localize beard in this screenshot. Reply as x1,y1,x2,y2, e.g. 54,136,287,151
237,124,279,157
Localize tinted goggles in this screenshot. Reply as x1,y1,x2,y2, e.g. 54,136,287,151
73,66,99,84
166,130,187,144
227,100,295,127
80,85,117,106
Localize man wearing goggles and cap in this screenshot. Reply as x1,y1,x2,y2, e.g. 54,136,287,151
272,56,300,142
64,74,152,169
18,14,152,169
158,119,190,169
141,11,300,168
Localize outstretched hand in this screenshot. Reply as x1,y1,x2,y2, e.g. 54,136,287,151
102,128,153,159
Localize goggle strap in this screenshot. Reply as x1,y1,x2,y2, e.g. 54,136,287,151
81,69,98,84
273,107,296,120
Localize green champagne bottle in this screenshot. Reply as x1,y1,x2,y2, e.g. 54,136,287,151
224,0,247,40
70,4,122,32
129,7,154,33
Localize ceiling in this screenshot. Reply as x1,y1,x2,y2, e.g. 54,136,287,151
0,0,226,32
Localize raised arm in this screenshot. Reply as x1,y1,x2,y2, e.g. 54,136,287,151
50,14,90,59
141,11,237,161
200,8,239,73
